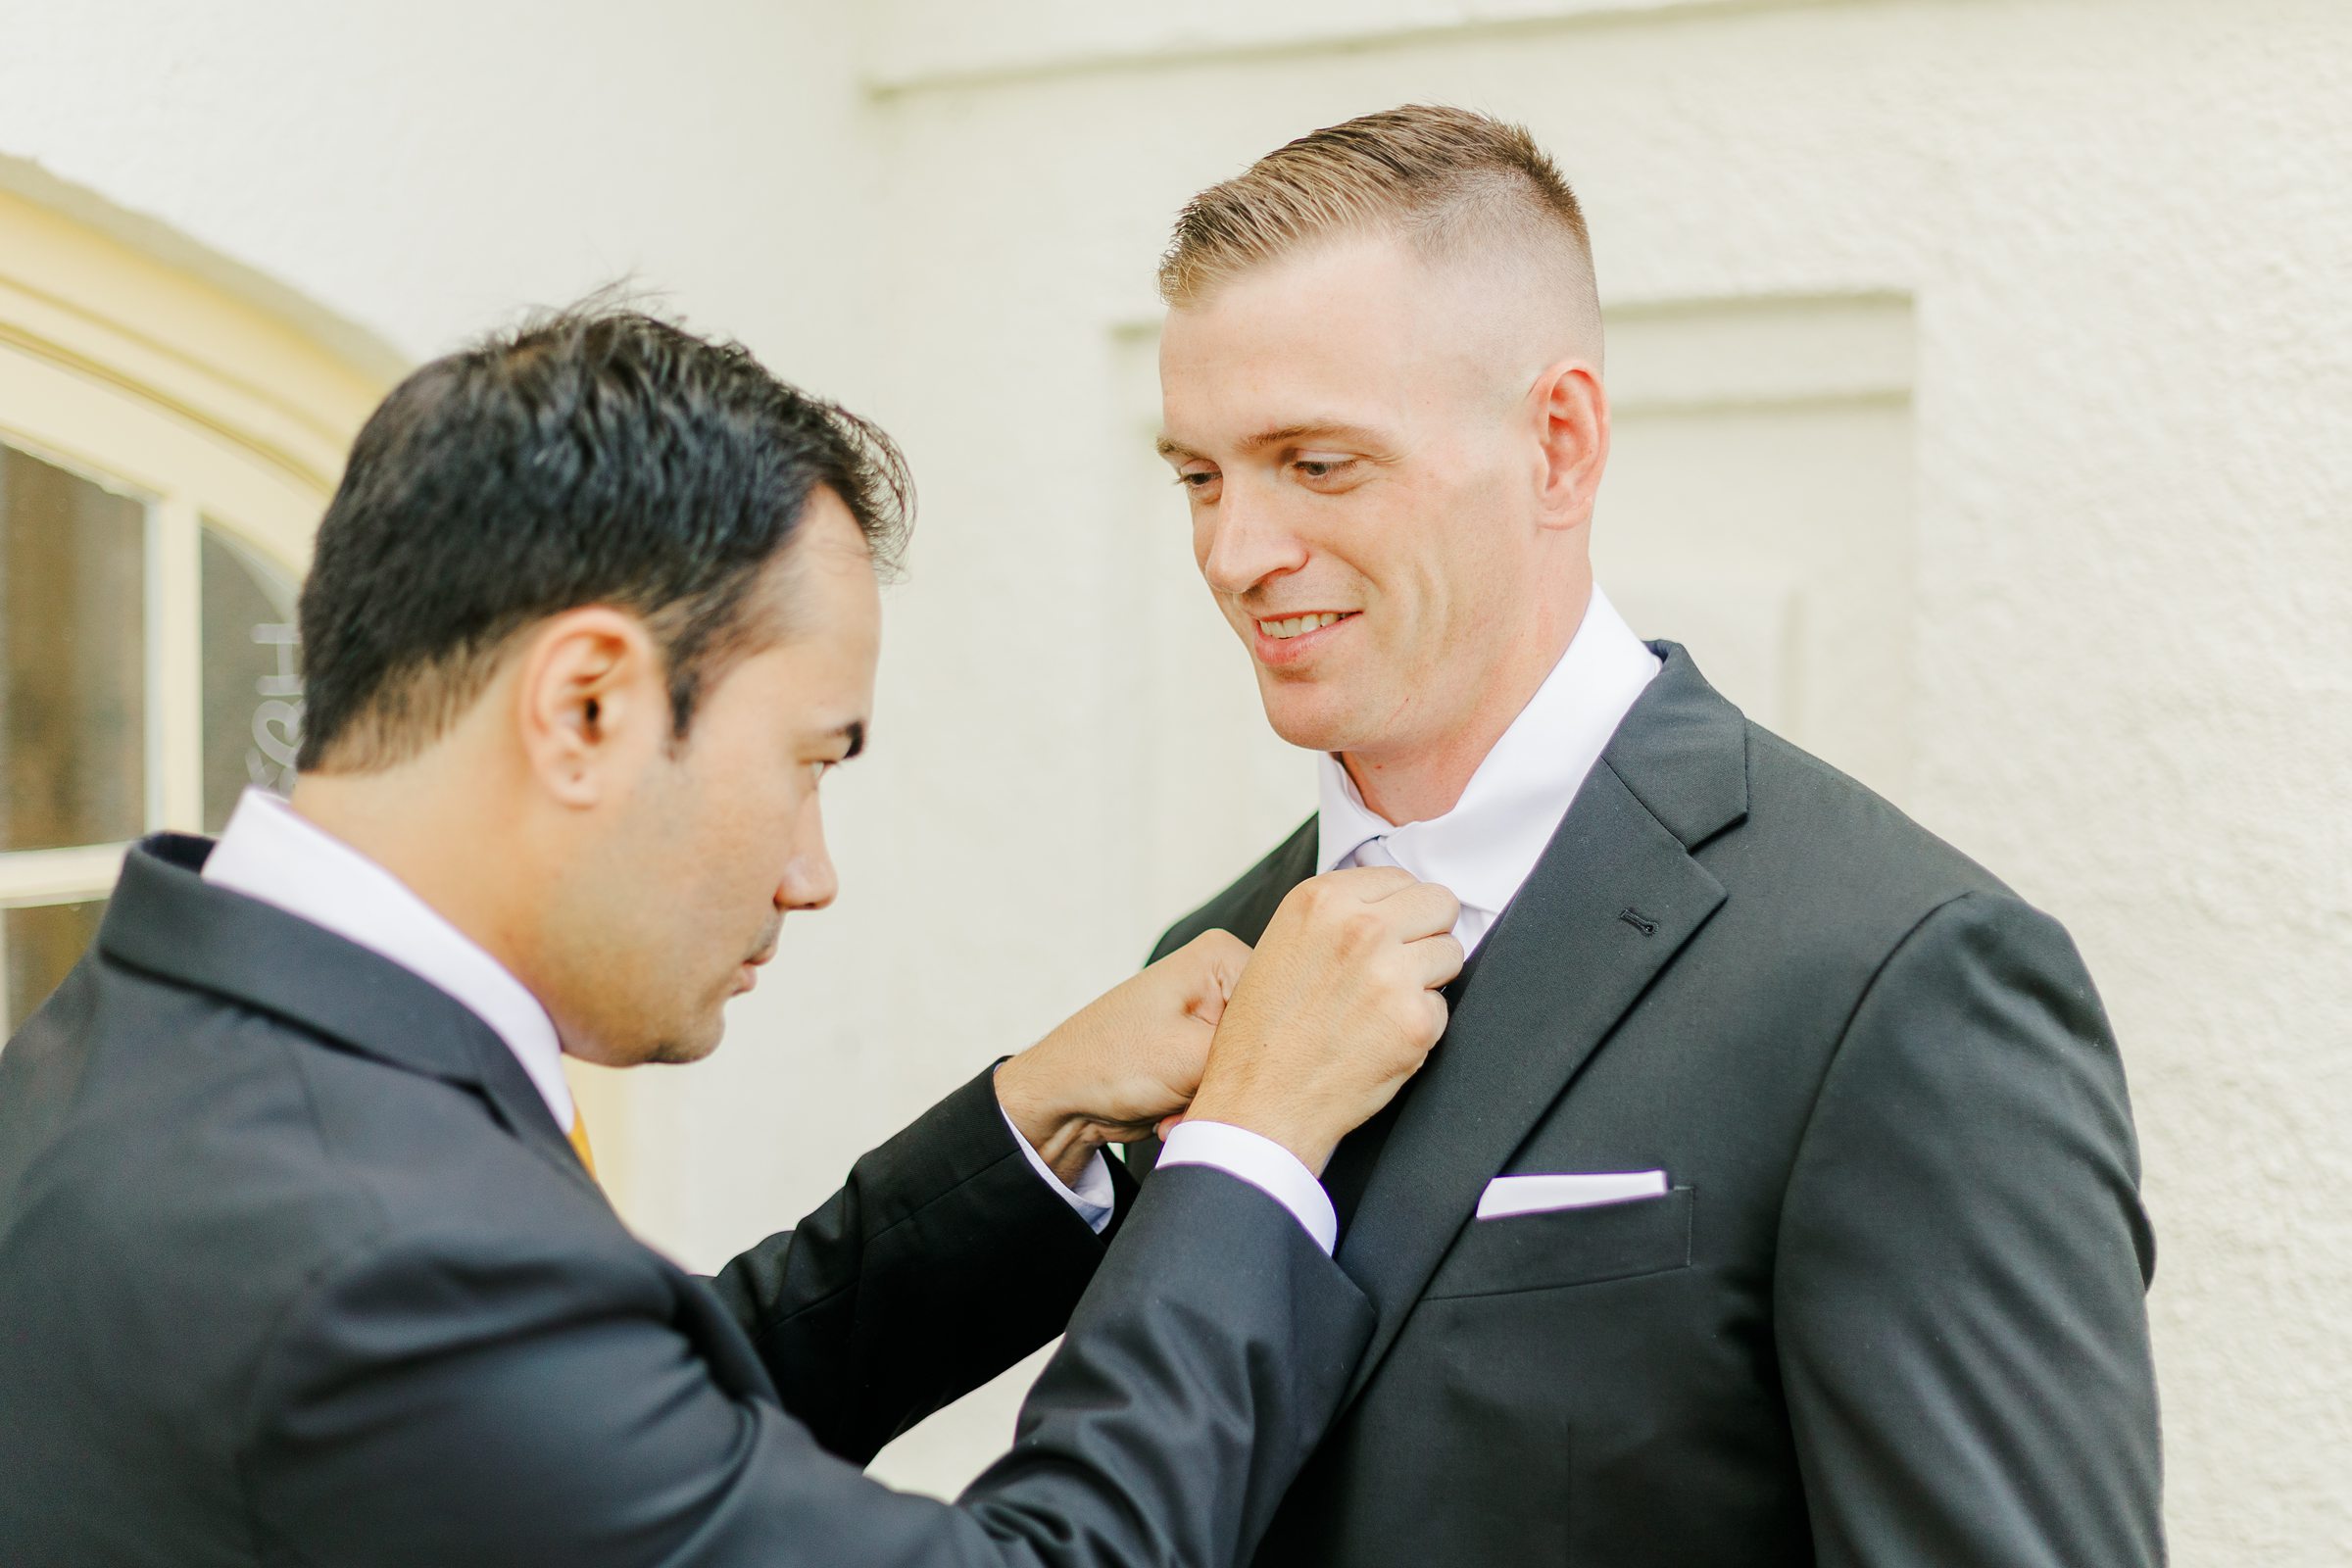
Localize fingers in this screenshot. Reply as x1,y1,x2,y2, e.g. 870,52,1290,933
1375,881,1462,943
1405,930,1465,991
1307,864,1419,901
1290,868,1461,942
1171,929,1251,1023
1180,929,1251,992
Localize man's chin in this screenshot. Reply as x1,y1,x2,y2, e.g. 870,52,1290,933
1257,686,1370,756
641,1017,727,1066
642,1037,718,1066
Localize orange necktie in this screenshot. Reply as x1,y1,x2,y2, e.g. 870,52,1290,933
566,1110,599,1182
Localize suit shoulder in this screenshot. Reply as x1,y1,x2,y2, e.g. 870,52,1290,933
1709,722,2064,982
1150,816,1317,962
38,965,601,1278
13,972,388,1252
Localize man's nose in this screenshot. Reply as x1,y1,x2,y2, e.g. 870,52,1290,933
1199,484,1308,596
778,805,839,913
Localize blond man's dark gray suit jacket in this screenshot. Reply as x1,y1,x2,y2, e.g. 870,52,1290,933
0,835,1373,1566
1129,644,2162,1567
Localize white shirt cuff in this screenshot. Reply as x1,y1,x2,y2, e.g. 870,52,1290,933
1157,1120,1338,1255
998,1102,1115,1235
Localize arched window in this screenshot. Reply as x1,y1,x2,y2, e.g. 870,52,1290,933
0,185,385,1032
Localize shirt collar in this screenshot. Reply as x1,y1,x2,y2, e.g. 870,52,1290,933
1316,584,1661,919
200,789,573,1129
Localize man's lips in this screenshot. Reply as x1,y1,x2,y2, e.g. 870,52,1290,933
1249,610,1358,665
734,946,778,996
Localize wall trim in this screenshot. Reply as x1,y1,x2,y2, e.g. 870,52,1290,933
863,0,1848,98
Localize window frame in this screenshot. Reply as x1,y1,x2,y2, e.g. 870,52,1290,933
0,184,387,1014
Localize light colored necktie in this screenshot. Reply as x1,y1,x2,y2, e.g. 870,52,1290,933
566,1110,599,1182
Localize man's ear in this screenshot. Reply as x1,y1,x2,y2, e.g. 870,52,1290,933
1530,359,1610,531
514,607,665,808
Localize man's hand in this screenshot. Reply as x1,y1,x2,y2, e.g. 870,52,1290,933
1185,867,1463,1175
995,931,1253,1186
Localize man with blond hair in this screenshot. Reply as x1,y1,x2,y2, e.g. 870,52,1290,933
1128,105,2163,1566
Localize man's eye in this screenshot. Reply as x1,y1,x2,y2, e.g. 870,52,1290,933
1294,457,1355,482
1174,469,1218,491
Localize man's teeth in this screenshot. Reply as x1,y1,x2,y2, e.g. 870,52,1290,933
1257,612,1346,640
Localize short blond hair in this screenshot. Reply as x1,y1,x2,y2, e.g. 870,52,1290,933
1158,104,1598,332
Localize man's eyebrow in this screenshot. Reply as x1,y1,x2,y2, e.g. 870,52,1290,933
1154,422,1383,462
1242,421,1383,454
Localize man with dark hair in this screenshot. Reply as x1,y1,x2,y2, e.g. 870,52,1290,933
0,306,1465,1565
1130,104,2163,1566
294,309,916,778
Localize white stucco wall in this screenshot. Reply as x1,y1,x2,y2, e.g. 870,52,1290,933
0,1,881,392
5,0,2345,1558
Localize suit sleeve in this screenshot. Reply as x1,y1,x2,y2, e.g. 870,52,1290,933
243,1162,1371,1568
705,1064,1131,1462
1774,891,2164,1568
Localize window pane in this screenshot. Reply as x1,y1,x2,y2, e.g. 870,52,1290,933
4,899,106,1035
0,441,147,851
201,524,301,833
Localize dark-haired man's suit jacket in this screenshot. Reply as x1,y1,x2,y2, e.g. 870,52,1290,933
1129,645,2163,1567
0,836,1372,1567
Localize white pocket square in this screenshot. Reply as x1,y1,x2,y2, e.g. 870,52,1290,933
1476,1170,1669,1220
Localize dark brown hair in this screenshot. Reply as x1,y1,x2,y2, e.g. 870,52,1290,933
296,301,910,773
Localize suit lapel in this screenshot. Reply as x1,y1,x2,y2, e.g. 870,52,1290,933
1233,823,1319,944
1154,817,1319,957
99,834,603,1203
461,1012,607,1202
1332,644,1747,1407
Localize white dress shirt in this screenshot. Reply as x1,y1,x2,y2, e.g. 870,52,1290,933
1158,589,1658,1253
202,790,1332,1250
1317,586,1661,956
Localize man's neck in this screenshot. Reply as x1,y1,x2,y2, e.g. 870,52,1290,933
1341,580,1592,826
286,762,535,989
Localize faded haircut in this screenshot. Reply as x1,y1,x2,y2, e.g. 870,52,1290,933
1158,104,1600,354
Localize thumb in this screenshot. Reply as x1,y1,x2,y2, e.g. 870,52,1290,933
1181,929,1252,1023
